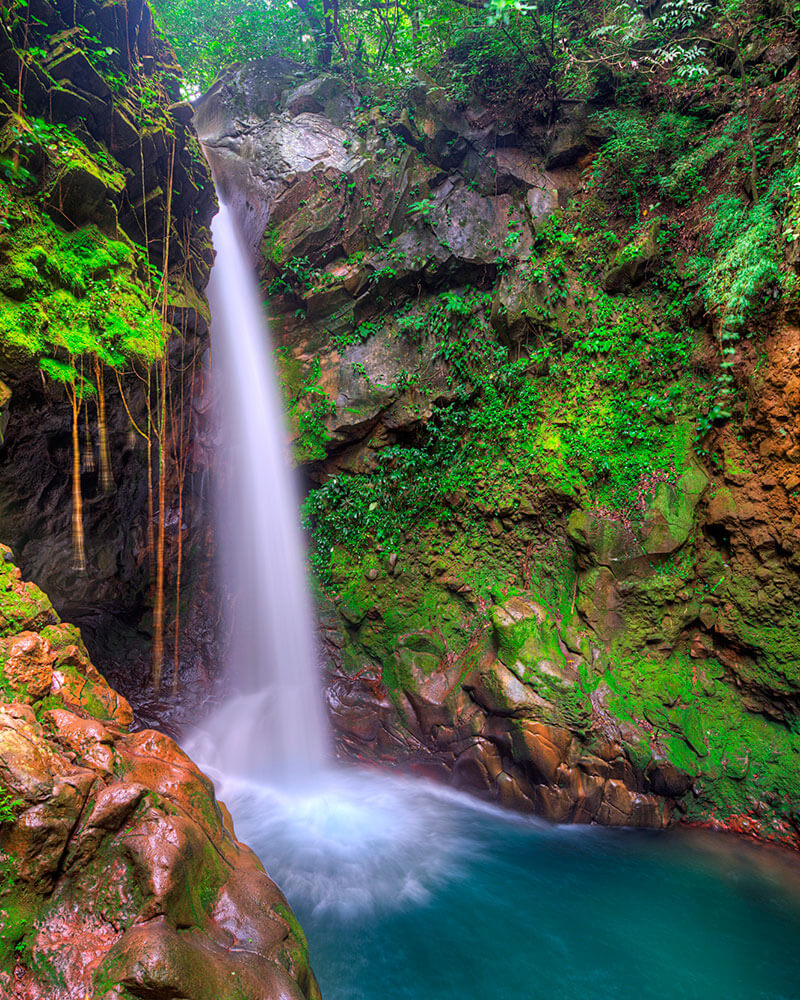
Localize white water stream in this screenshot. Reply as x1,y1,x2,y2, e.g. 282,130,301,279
185,195,462,919
188,199,328,776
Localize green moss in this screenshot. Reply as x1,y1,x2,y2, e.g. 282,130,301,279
262,224,287,267
0,893,36,968
727,617,800,695
39,623,86,655
273,900,313,978
189,842,225,921
0,205,162,371
0,569,56,639
0,786,34,963
602,650,800,832
0,97,193,397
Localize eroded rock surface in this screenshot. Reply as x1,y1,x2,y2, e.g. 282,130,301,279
328,593,673,829
193,59,583,472
0,550,319,1000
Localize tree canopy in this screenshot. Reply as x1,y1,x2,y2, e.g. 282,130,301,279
152,0,798,126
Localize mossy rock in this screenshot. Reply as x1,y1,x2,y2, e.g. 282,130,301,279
0,566,58,639
674,705,708,757
45,158,125,230
469,659,549,718
602,219,661,293
566,509,640,569
642,462,708,557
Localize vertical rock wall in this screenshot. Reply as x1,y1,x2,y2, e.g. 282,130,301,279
193,57,800,848
0,0,219,707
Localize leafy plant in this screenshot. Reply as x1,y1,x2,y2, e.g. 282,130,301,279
406,198,435,221
0,788,20,825
590,111,705,217
268,256,320,297
692,191,782,424
289,359,336,462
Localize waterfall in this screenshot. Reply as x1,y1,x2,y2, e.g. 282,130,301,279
186,193,472,928
193,199,329,776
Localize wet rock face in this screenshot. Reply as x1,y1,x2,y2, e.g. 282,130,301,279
0,552,319,1000
700,320,800,717
326,595,673,830
192,60,581,475
188,60,800,846
195,58,800,848
0,0,218,698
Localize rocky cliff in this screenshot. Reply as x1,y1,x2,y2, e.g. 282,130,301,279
0,0,219,717
0,3,323,996
195,50,800,846
0,547,319,999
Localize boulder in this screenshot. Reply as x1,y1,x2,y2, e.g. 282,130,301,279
546,109,607,168
641,464,708,557
2,631,53,701
467,658,551,717
45,159,125,229
566,509,641,571
0,562,319,1000
283,74,357,123
44,37,112,100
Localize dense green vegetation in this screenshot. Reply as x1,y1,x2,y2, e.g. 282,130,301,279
150,0,799,586
154,0,799,101
0,182,163,372
0,2,212,691
298,113,799,581
302,271,702,581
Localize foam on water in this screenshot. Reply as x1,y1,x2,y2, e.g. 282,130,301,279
197,759,800,1000
198,764,507,918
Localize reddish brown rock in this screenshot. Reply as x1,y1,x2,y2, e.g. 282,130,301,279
2,631,53,701
511,721,569,785
0,567,319,1000
44,709,115,774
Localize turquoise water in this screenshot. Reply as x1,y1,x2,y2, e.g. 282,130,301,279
216,768,800,1000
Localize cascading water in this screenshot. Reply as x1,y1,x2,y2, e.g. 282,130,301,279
187,192,800,1000
191,198,328,776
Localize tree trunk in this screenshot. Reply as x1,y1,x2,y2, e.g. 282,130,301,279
94,357,115,494
293,0,331,66
146,375,155,567
152,355,167,694
69,379,86,572
152,136,176,695
171,469,184,697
